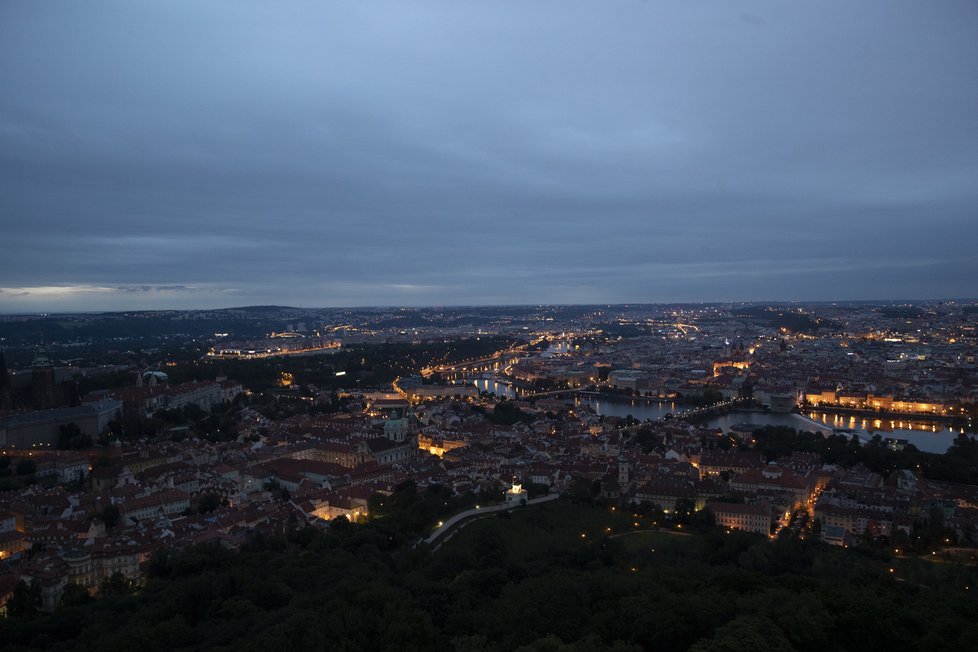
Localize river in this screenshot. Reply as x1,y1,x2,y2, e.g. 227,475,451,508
454,376,967,454
584,399,968,454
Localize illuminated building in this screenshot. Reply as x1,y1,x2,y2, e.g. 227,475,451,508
707,502,772,535
505,479,528,507
712,359,750,376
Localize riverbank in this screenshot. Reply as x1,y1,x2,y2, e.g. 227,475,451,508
801,404,968,424
459,375,968,453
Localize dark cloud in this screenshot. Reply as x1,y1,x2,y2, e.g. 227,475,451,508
1,1,977,311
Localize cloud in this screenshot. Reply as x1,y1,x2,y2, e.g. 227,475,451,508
0,286,114,297
116,285,202,293
1,1,976,310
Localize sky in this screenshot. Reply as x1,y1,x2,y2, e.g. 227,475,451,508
1,1,977,312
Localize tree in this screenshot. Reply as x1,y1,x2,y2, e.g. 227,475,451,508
689,615,793,651
195,493,222,514
702,388,724,405
927,505,945,533
98,504,121,529
526,482,551,498
472,529,508,569
565,477,598,503
690,506,716,529
99,571,132,596
7,580,41,617
634,427,659,453
674,497,696,522
60,582,92,607
146,548,173,579
57,422,93,449
15,459,36,476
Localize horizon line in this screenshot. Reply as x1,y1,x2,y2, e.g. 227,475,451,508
1,297,977,317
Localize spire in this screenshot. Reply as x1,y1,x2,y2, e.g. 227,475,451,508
32,344,51,368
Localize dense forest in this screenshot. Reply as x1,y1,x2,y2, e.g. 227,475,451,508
4,489,978,651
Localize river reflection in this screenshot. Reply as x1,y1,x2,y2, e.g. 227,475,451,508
465,378,525,398
575,398,675,420
451,377,969,454
799,411,969,454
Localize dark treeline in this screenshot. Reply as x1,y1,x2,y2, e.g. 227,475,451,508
0,315,277,347
3,491,978,651
750,426,978,485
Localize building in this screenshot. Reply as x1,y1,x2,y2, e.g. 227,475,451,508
608,370,646,391
400,384,479,402
769,392,798,413
698,450,765,480
0,398,122,448
121,490,191,524
0,530,27,560
707,501,772,535
504,480,528,507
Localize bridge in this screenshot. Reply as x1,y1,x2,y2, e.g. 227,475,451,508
607,398,745,432
423,347,527,377
514,387,580,399
672,398,742,419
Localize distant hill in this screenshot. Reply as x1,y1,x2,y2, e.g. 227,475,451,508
217,305,301,313
731,306,839,334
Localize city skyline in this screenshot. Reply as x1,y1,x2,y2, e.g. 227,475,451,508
2,297,978,318
2,1,977,312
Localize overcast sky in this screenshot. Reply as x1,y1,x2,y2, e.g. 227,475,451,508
1,1,976,312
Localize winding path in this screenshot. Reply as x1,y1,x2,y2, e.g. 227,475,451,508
422,494,561,548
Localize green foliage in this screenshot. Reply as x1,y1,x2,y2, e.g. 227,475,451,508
751,426,978,484
487,401,532,426
689,615,793,652
633,427,660,453
184,493,224,515
96,504,121,529
6,580,41,618
15,459,36,475
4,501,978,650
60,583,93,608
57,422,93,450
99,572,133,597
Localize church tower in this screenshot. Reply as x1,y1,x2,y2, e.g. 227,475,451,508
31,346,58,410
617,446,630,491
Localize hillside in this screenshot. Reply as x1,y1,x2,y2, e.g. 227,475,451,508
3,496,978,651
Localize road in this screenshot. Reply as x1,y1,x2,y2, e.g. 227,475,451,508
422,494,560,548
